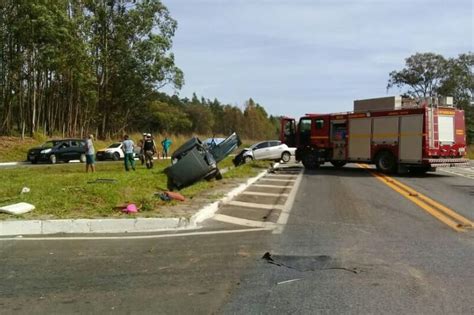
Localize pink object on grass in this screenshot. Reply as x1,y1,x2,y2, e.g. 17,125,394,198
122,203,138,213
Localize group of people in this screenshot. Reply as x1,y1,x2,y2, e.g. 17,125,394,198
84,133,173,173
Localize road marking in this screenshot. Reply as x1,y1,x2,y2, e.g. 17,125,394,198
259,178,296,182
213,214,275,228
273,170,304,234
226,200,284,210
253,184,291,188
438,168,474,179
0,227,272,241
241,191,289,197
265,174,297,178
358,164,473,232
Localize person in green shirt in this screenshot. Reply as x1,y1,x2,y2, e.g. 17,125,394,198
161,137,172,159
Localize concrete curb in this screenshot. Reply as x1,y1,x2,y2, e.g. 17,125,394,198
0,218,185,236
0,168,268,236
0,161,27,166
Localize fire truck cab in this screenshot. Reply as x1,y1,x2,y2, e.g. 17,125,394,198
280,96,469,173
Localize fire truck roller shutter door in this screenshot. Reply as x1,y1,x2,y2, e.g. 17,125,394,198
348,118,371,161
399,115,423,163
372,117,399,145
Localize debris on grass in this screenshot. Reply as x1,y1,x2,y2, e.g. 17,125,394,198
122,203,139,213
155,191,185,202
61,186,86,193
20,187,30,194
0,202,35,215
113,203,140,214
87,178,118,184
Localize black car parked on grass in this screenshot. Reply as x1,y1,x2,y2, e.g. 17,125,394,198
27,139,87,164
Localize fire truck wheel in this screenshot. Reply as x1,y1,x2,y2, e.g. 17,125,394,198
302,153,319,170
375,151,397,173
330,161,346,168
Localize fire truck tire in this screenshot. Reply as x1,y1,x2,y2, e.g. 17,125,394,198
302,153,319,170
375,151,397,173
281,152,291,163
330,160,346,168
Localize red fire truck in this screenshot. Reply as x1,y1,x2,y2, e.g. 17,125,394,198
280,96,469,173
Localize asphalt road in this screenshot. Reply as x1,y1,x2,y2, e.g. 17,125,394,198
1,163,473,314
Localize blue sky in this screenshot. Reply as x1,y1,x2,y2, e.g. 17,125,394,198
162,0,473,117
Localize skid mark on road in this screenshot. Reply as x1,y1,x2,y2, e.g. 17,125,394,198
358,164,474,232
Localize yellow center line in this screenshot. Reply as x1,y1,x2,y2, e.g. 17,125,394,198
356,164,472,232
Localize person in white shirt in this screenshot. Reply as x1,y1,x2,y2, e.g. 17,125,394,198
85,134,96,173
122,135,136,171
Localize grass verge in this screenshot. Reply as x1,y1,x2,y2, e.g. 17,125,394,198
0,157,266,220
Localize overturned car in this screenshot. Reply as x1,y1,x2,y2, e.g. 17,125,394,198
164,132,241,190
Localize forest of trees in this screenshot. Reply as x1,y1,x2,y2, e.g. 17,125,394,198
0,0,279,140
139,93,280,140
1,2,472,143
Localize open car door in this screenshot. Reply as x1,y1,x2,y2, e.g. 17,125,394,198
209,132,242,163
280,117,296,147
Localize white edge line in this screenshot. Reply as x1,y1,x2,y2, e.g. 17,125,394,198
273,169,304,234
0,227,272,241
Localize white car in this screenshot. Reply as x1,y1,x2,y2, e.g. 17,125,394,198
96,142,140,161
233,140,296,165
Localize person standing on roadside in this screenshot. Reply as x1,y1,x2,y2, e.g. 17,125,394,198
143,133,157,169
161,136,172,159
139,133,147,165
85,134,96,173
122,135,136,171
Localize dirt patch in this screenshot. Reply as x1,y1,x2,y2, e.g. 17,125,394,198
0,137,37,151
156,178,246,219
